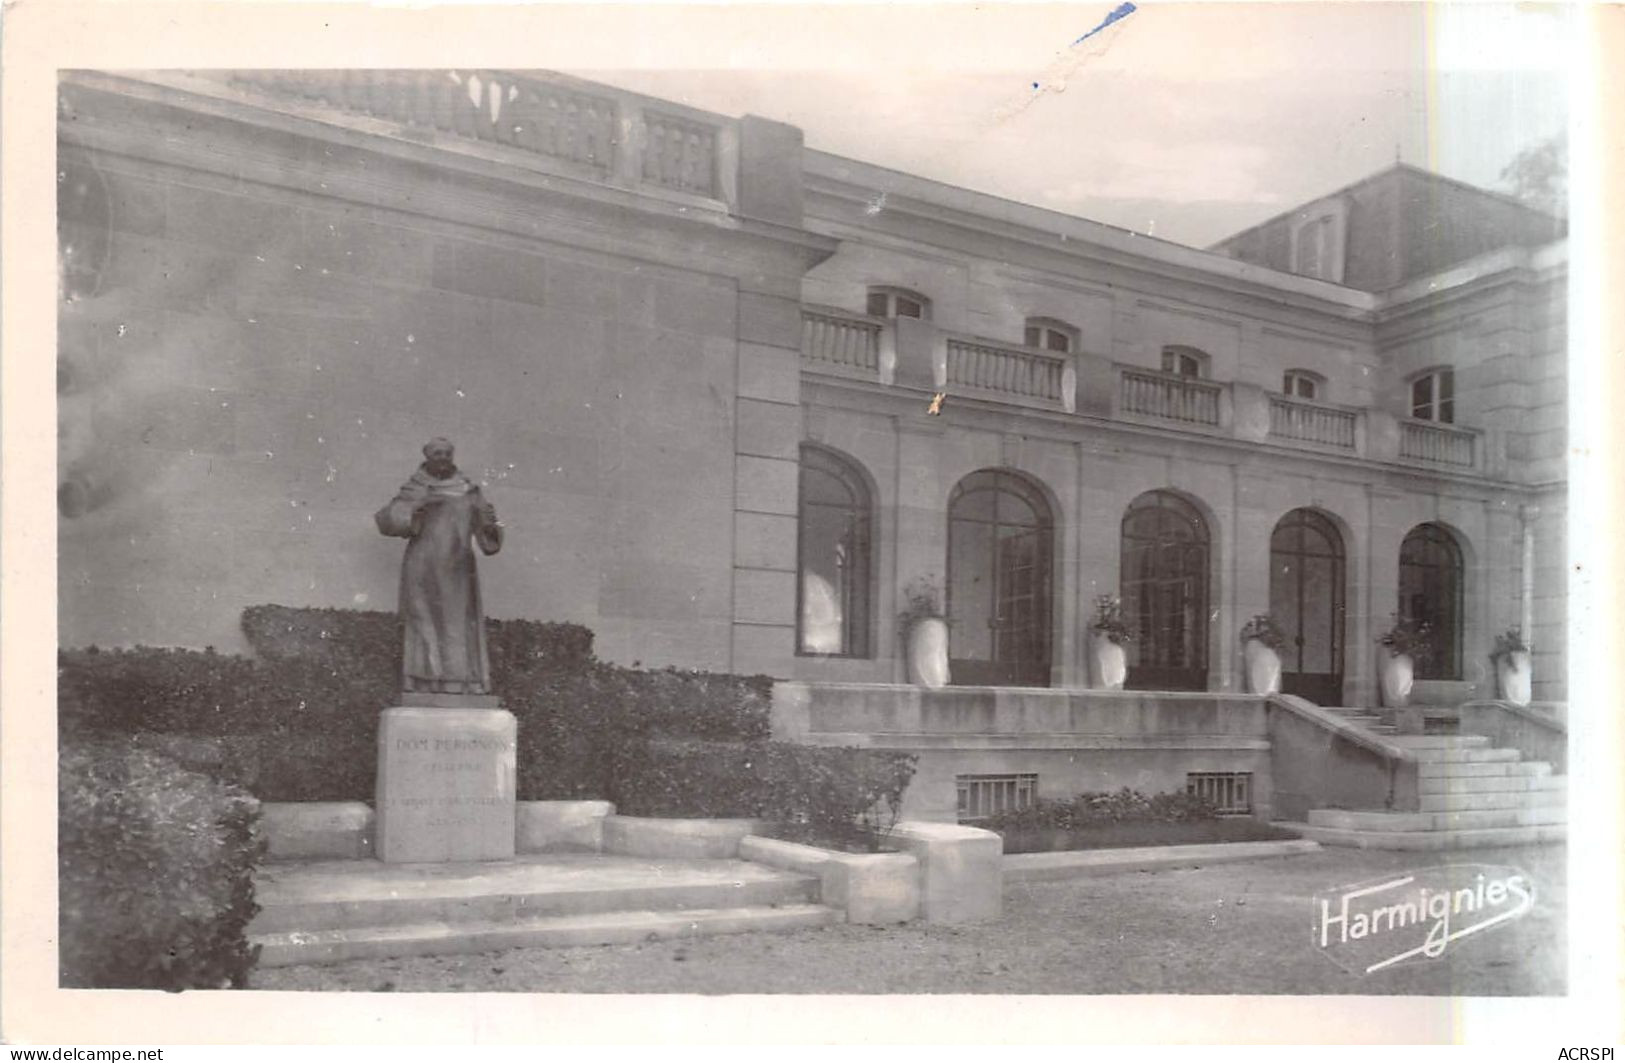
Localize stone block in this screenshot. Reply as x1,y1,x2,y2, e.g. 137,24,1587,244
889,820,1003,923
892,316,942,390
735,454,799,515
734,511,797,571
737,341,801,404
260,801,374,860
735,397,801,459
736,115,805,226
374,707,517,864
738,835,921,924
515,800,614,852
601,815,770,859
733,567,795,625
738,291,802,347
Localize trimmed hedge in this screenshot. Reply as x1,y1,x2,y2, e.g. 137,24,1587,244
59,739,264,989
59,607,913,829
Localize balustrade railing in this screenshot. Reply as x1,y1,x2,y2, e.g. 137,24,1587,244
1119,367,1222,426
1400,420,1476,468
1268,395,1357,450
225,70,725,199
801,306,882,373
946,337,1068,404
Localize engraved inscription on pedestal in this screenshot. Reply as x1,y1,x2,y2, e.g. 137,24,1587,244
375,706,517,863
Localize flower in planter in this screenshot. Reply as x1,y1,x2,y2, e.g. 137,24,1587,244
1238,613,1287,650
899,574,948,625
1376,614,1434,662
1489,626,1532,662
1088,594,1134,645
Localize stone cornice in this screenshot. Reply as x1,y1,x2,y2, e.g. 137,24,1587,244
59,71,837,282
803,151,1381,324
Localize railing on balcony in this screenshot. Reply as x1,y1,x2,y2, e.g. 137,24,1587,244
1119,367,1222,427
1269,395,1357,450
801,306,882,373
946,337,1068,405
224,70,725,200
1400,420,1477,468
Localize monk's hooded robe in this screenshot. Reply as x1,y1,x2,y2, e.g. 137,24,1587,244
374,465,503,694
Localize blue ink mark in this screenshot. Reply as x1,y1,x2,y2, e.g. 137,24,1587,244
1073,1,1136,45
1032,81,1040,90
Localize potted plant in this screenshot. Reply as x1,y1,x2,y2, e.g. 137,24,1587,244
1489,627,1533,707
1086,594,1132,691
1238,614,1286,695
1374,615,1433,708
900,575,950,689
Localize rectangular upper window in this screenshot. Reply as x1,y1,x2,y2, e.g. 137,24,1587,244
1411,369,1455,423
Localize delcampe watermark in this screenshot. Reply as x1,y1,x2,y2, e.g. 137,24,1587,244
1312,864,1536,975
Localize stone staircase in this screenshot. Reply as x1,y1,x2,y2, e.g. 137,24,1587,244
249,852,840,967
1279,724,1567,850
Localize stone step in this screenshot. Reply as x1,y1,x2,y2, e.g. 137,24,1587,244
1278,821,1566,851
1386,735,1491,749
1418,772,1565,795
1416,759,1553,778
250,853,820,934
251,903,841,967
1403,747,1523,764
1419,788,1566,813
1306,805,1567,832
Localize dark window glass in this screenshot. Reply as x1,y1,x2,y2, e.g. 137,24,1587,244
797,446,873,658
947,469,1054,687
1411,376,1434,419
1025,325,1040,347
1120,490,1210,691
1398,522,1464,679
896,296,922,319
1046,330,1070,352
866,291,889,317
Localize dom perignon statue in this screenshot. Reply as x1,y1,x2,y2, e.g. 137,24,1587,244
374,437,504,696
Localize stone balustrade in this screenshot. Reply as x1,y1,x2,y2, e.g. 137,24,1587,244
224,69,729,203
1400,419,1479,468
1118,365,1224,427
801,304,884,374
944,335,1073,410
1269,394,1359,450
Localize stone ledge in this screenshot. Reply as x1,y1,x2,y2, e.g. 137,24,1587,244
516,801,615,853
600,815,771,859
888,820,1003,924
261,802,374,861
738,835,920,924
1003,839,1321,882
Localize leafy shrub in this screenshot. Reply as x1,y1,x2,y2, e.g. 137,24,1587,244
59,738,265,989
608,738,914,835
980,787,1219,834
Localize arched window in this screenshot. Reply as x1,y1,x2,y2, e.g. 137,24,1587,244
1160,345,1208,378
1121,490,1210,690
797,446,873,657
1270,509,1346,704
865,286,931,321
1023,317,1077,354
1282,369,1325,401
1399,523,1464,680
1410,368,1455,424
947,469,1054,686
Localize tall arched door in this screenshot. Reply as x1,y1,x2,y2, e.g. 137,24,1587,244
1121,491,1209,690
1400,523,1464,680
947,470,1054,687
1269,509,1346,704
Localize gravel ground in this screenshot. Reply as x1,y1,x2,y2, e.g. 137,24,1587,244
251,843,1565,995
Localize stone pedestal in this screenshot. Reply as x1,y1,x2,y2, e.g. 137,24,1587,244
375,706,517,863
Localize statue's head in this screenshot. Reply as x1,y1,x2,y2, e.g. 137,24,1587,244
422,437,456,478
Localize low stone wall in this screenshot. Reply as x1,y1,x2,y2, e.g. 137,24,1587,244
599,815,770,859
738,836,920,924
1457,700,1568,772
260,800,616,860
772,682,1273,821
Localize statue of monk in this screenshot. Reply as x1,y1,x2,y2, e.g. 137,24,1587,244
374,438,503,695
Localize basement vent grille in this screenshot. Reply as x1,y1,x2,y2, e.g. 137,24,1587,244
957,773,1037,822
1187,772,1253,815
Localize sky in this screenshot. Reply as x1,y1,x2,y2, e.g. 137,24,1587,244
565,3,1573,248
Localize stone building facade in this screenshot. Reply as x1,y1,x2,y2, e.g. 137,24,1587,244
58,69,1568,715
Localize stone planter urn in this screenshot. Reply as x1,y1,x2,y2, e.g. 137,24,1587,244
1378,652,1414,708
1243,639,1282,695
1087,631,1127,691
906,616,951,689
1495,649,1533,707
